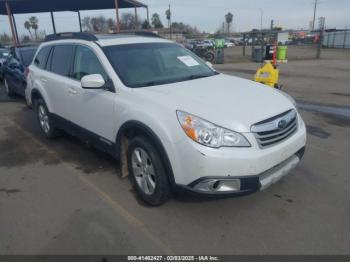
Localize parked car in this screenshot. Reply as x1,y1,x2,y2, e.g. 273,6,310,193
224,41,235,48
0,47,9,80
3,45,38,97
26,32,306,206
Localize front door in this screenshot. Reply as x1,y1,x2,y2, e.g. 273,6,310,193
68,45,117,143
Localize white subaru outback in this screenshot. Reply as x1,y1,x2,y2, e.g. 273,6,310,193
26,32,306,206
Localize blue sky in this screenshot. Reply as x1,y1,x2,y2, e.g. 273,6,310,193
0,0,349,37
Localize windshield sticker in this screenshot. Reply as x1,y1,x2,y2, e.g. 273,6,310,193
177,56,200,67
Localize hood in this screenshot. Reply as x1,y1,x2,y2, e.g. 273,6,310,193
135,74,295,133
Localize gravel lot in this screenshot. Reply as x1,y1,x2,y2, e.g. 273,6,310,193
0,51,349,255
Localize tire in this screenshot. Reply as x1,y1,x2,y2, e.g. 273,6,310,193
34,98,61,139
127,136,171,206
4,78,15,97
205,51,215,63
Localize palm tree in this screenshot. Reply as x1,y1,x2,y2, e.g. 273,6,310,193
225,12,233,34
165,7,171,29
29,16,39,40
24,20,33,39
151,13,163,29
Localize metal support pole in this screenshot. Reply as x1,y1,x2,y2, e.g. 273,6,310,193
343,28,347,49
252,34,255,58
77,11,82,32
146,7,149,25
5,2,18,47
243,34,246,56
316,30,323,59
50,12,56,34
134,6,138,30
115,0,120,32
260,32,264,62
312,0,318,30
12,14,20,45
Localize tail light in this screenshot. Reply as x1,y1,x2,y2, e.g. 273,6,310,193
24,67,30,78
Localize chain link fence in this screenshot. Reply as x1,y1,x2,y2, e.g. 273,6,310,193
323,30,350,49
223,29,325,64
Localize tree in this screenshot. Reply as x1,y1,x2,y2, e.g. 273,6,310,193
120,13,138,30
165,7,171,29
24,21,33,39
82,17,92,32
21,35,31,43
90,16,107,32
225,12,233,34
107,18,115,32
29,16,39,40
151,13,163,29
171,21,200,35
141,19,151,29
0,33,12,45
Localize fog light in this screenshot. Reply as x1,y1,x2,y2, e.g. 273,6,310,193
193,178,241,193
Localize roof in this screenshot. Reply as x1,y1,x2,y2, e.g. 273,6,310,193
97,36,171,47
41,32,171,47
0,0,147,15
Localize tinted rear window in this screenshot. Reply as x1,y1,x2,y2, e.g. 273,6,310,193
20,48,37,66
50,45,75,77
34,46,51,69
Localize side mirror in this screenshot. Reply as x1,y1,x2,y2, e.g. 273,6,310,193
81,74,105,89
206,61,214,69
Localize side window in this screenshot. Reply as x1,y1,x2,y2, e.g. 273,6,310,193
34,46,51,69
50,45,75,77
72,45,108,81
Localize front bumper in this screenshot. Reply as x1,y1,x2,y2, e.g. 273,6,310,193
175,146,305,196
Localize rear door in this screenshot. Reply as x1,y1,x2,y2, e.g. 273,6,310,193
44,44,76,120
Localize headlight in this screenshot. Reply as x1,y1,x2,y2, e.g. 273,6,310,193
278,90,297,107
176,111,251,148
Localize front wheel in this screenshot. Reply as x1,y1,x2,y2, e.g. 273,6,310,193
127,136,171,206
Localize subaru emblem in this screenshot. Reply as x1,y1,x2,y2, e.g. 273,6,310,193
278,119,287,129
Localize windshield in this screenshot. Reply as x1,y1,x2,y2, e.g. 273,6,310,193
103,43,217,88
20,48,37,66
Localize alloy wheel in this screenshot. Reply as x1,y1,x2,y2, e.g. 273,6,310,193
131,147,157,195
38,105,50,134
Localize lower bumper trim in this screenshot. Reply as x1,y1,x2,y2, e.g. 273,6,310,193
176,146,305,197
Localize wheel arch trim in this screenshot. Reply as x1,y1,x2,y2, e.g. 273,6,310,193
116,120,176,185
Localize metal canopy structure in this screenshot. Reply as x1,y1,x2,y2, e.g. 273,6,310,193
0,0,149,46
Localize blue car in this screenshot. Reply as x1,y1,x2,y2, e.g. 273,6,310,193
3,45,38,97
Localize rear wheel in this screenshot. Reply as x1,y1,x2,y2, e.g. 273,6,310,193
4,78,15,97
127,136,171,206
35,98,61,139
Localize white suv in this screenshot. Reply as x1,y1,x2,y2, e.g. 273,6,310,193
26,32,306,206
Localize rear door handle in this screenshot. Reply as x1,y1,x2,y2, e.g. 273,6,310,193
40,78,47,83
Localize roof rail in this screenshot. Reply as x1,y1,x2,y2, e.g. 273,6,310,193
113,31,163,38
132,31,163,38
45,32,98,42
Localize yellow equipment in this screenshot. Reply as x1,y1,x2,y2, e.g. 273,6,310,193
254,62,281,89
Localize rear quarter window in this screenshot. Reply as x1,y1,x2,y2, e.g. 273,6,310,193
20,48,37,66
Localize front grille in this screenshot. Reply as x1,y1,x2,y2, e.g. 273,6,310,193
251,110,298,148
